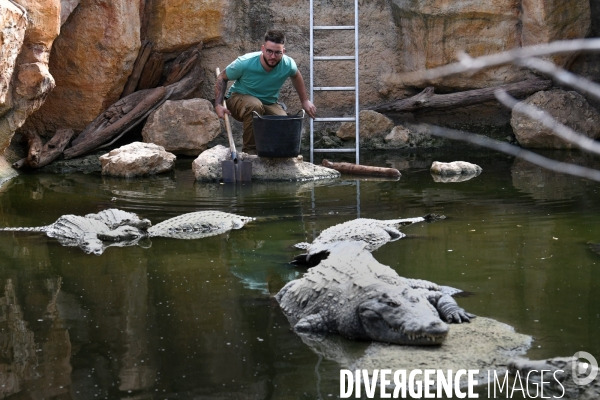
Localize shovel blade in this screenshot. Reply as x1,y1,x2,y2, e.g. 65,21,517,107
237,161,252,182
222,160,236,183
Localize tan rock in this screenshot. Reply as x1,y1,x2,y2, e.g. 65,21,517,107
430,161,482,176
99,142,176,178
142,99,221,156
145,0,223,52
24,0,141,135
510,89,600,149
336,110,394,141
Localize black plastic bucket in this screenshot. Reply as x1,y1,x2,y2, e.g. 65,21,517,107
252,110,304,158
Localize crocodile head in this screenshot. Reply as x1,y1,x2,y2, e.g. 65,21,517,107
358,290,449,345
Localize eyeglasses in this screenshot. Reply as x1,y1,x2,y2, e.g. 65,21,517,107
265,49,284,57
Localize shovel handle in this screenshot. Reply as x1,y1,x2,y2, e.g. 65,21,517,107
216,68,237,161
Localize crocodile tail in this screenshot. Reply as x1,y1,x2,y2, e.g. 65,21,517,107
0,226,47,232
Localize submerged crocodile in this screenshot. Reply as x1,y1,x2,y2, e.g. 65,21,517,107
277,241,474,345
293,214,444,265
0,209,255,255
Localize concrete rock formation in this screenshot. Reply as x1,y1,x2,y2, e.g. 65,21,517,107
23,0,141,135
192,144,340,182
142,99,221,156
99,142,176,178
511,89,600,149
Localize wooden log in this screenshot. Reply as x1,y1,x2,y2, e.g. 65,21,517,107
137,52,164,90
64,87,167,159
121,40,153,98
14,128,76,169
370,79,552,113
322,159,401,178
22,131,43,167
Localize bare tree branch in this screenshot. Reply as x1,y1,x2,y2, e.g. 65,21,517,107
427,124,600,182
494,89,600,157
516,57,600,102
401,38,600,83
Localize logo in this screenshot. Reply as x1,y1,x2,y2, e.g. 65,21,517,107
572,351,598,386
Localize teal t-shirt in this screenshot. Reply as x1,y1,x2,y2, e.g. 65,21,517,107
225,51,298,104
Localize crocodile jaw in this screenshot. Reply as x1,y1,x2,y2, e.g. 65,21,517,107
358,298,449,345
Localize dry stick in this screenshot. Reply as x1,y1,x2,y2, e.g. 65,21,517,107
24,131,43,166
400,38,600,83
427,125,600,182
495,89,600,157
516,57,600,102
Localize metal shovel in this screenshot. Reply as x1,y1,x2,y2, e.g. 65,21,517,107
216,68,252,183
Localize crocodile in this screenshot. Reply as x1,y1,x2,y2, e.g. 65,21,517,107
277,241,474,345
0,209,254,255
292,214,445,265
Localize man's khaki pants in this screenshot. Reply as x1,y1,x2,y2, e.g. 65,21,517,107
226,92,287,152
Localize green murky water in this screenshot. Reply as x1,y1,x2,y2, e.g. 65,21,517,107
0,148,598,399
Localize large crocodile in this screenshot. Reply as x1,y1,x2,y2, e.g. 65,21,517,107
277,241,474,345
0,209,254,255
292,214,444,265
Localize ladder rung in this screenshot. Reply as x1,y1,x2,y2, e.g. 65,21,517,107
313,25,355,30
314,117,356,122
313,86,356,91
314,56,355,61
314,148,357,153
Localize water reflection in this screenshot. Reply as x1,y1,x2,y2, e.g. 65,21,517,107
0,149,598,398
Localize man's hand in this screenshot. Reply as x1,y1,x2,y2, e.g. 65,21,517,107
302,100,317,119
215,104,231,119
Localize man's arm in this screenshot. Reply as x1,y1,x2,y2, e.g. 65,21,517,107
215,70,231,119
290,71,317,119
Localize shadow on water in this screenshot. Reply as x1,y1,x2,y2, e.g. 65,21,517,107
0,148,598,398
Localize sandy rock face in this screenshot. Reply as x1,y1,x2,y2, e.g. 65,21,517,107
24,0,141,135
511,89,600,149
0,2,27,108
100,142,176,178
142,99,221,156
145,0,223,52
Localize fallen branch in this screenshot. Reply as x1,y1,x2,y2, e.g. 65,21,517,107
121,40,153,98
371,79,551,113
137,52,164,90
322,159,401,178
13,129,76,169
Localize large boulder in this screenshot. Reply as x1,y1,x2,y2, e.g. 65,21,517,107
142,99,221,156
23,0,141,136
99,142,176,178
511,89,600,149
336,110,394,141
192,145,340,182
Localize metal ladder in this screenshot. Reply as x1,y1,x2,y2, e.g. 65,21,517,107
309,0,360,164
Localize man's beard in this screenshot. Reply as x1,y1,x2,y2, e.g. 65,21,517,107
263,54,281,68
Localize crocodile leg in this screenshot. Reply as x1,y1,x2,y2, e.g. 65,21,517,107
294,314,328,333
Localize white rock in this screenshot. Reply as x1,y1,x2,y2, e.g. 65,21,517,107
430,161,482,177
99,142,176,178
192,145,340,182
